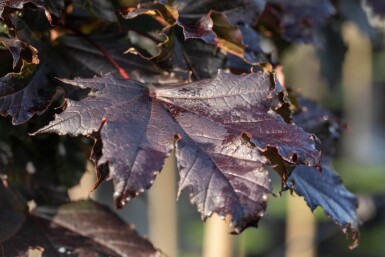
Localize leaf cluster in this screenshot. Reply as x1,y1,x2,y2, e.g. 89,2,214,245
0,0,380,254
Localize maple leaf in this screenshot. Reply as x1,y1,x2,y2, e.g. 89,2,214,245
33,71,320,232
121,1,263,64
287,159,360,249
0,6,176,125
0,180,160,257
287,95,360,248
0,0,51,23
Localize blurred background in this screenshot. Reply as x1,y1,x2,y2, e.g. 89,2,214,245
66,19,385,257
1,1,385,257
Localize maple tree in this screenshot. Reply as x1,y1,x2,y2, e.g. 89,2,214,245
2,0,381,255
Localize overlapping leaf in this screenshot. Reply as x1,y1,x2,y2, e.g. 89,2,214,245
120,0,263,64
121,1,178,25
292,96,340,154
0,6,176,125
0,38,23,68
54,31,174,83
0,35,39,69
0,116,89,205
177,0,266,25
0,8,60,125
226,23,268,73
172,38,226,80
0,63,55,125
0,0,366,249
287,96,360,248
176,0,266,61
0,196,161,257
34,71,320,232
262,0,335,43
70,0,118,22
177,11,246,58
0,0,43,18
0,0,51,23
122,0,266,26
287,159,359,249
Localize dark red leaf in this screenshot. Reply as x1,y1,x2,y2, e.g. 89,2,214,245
0,38,23,68
121,0,266,25
263,0,335,43
0,0,42,17
73,0,118,22
33,71,320,232
293,96,340,155
0,0,51,23
177,15,216,45
226,23,268,72
0,118,89,205
156,72,320,168
0,37,39,68
287,159,360,249
121,1,263,65
120,1,178,25
55,32,172,83
289,96,360,248
178,0,266,25
178,11,246,59
172,38,226,80
1,200,161,257
174,118,272,232
0,63,55,125
33,75,177,206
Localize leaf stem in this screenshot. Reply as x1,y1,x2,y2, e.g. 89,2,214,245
67,26,130,79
